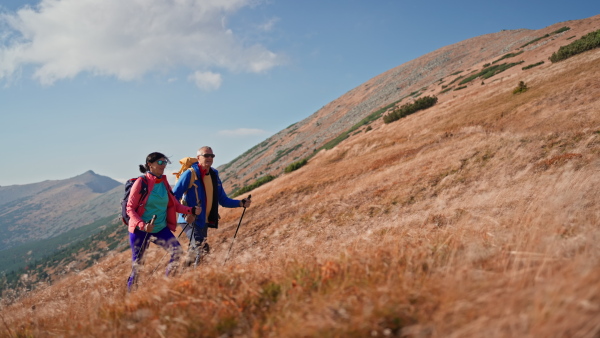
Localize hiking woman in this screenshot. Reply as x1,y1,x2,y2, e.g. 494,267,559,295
126,152,201,291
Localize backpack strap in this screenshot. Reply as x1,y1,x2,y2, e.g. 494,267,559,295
178,167,200,207
188,167,200,205
138,176,149,201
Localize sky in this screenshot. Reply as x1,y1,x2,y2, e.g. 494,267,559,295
0,0,598,186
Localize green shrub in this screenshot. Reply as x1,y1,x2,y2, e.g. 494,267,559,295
447,75,464,86
549,28,600,62
521,35,548,48
454,85,467,91
231,175,277,197
459,61,524,85
492,51,524,64
383,96,438,124
269,144,303,165
284,158,308,173
221,139,274,172
522,61,544,70
519,27,570,49
310,100,402,156
552,26,571,34
513,81,528,94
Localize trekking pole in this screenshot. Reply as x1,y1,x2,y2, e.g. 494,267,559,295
128,215,156,287
135,215,156,265
190,217,199,268
223,195,251,264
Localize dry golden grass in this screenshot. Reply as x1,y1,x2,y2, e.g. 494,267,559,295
1,49,600,338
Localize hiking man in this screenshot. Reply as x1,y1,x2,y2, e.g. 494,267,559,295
173,146,251,266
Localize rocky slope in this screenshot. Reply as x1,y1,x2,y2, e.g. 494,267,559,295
218,14,600,194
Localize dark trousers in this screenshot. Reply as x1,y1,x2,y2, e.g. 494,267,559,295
127,227,182,291
183,223,210,266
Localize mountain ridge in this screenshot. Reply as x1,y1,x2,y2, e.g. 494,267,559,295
0,170,122,250
217,16,597,193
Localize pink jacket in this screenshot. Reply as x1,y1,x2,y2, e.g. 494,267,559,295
126,172,193,233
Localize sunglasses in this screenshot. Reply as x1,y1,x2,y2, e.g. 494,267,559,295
199,154,216,158
156,160,169,165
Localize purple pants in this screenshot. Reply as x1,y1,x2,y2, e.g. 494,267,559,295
127,226,182,291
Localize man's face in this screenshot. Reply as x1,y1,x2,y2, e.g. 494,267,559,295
197,149,215,169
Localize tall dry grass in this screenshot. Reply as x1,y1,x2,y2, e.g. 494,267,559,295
1,49,600,338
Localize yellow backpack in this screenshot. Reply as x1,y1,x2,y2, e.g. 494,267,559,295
172,157,200,203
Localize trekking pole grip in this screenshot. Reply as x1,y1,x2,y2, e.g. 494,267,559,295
144,214,157,232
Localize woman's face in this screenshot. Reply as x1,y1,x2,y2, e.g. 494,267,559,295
148,158,168,176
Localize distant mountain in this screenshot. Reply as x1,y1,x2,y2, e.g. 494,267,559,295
0,170,122,250
217,15,600,194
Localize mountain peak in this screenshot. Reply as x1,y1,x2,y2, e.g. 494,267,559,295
72,170,121,193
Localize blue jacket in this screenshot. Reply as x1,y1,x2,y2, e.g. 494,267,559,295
173,163,240,229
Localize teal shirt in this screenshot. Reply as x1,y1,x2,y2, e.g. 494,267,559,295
142,181,168,233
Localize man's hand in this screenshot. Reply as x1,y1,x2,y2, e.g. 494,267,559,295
185,213,196,224
241,198,252,208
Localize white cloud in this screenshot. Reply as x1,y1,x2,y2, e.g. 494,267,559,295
259,17,280,32
218,128,268,137
188,70,222,91
0,0,283,85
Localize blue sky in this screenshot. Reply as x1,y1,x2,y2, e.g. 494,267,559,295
1,0,598,186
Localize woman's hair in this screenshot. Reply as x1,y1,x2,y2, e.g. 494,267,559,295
139,152,171,173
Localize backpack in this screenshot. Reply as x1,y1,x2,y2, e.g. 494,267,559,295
120,176,148,225
172,157,200,204
172,157,198,188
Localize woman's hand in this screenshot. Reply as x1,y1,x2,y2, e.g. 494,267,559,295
140,215,156,232
141,222,154,232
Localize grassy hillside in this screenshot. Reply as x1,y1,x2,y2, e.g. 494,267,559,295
217,16,599,194
1,22,599,338
221,17,600,198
